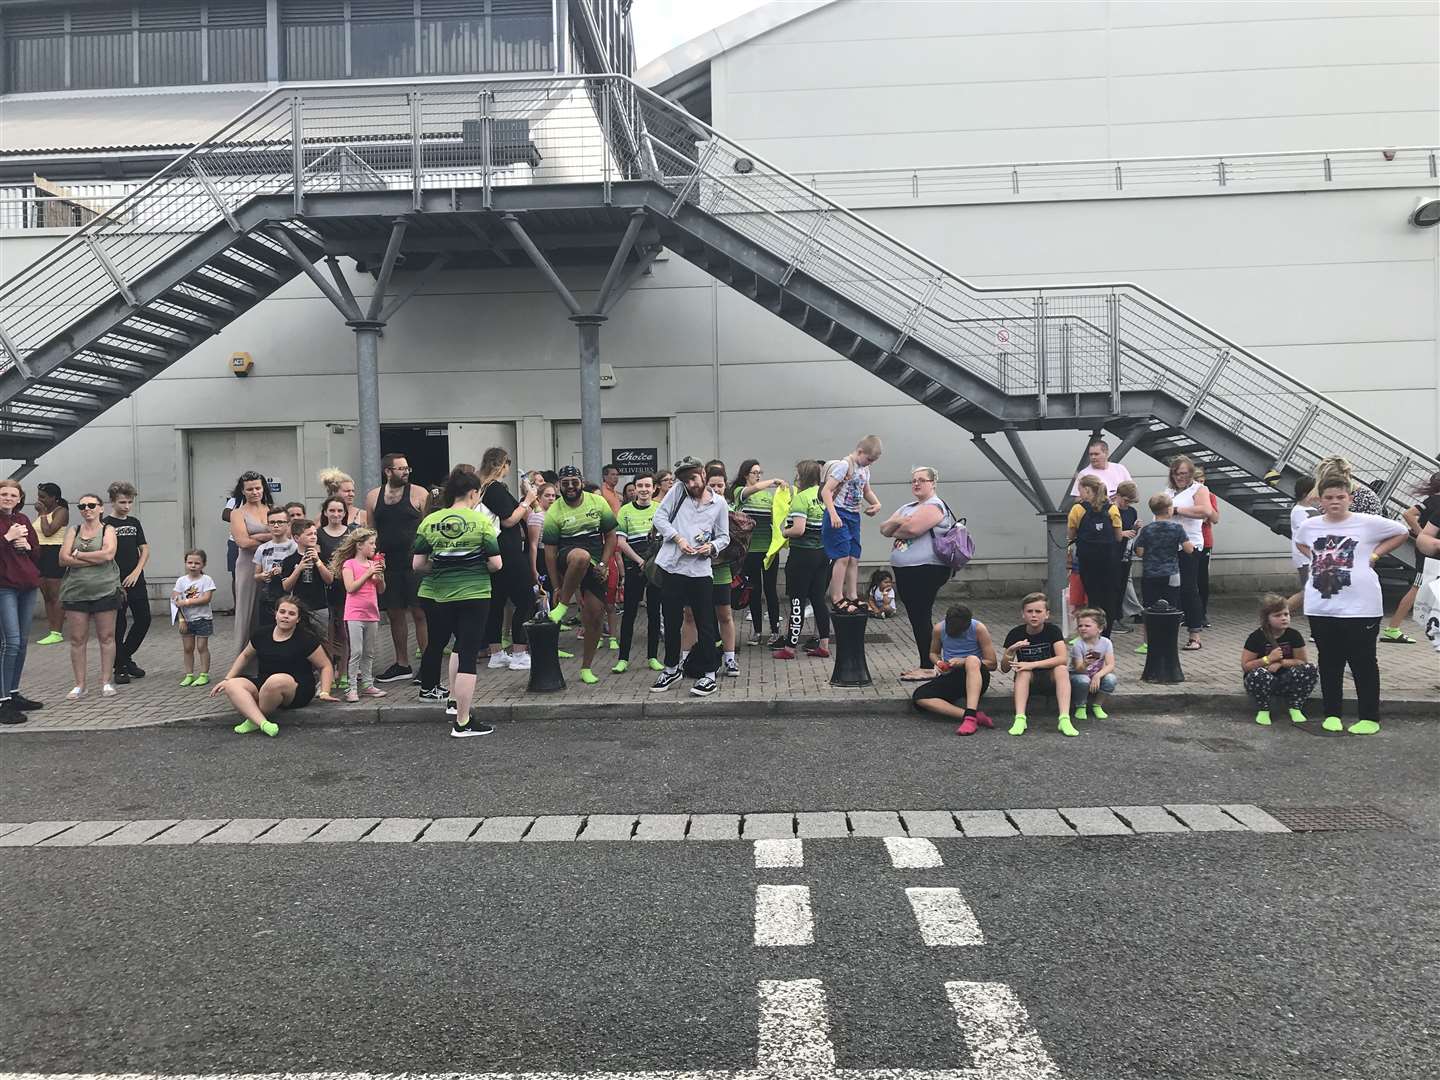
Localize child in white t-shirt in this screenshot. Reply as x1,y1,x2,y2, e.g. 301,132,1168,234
1286,476,1319,613
172,549,217,687
1068,608,1117,721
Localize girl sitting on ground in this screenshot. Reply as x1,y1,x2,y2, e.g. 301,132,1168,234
1240,594,1318,727
867,568,897,617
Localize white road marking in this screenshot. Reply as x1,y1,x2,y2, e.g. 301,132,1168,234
754,838,803,868
946,980,1063,1079
884,836,943,868
1219,804,1290,833
907,887,984,946
754,884,814,946
757,978,834,1073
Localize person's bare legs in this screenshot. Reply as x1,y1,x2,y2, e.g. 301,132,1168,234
915,696,967,720
843,557,860,603
196,636,211,676
1052,665,1077,735
65,611,90,689
95,611,117,686
223,680,267,726
717,605,736,653
388,608,411,666
579,593,604,673
410,603,428,656
1008,669,1032,735
452,670,477,722
963,656,985,709
182,634,196,675
40,579,62,635
1386,585,1419,635
256,674,297,714
557,549,591,608
828,558,847,606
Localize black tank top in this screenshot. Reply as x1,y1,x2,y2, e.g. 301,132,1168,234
373,487,422,554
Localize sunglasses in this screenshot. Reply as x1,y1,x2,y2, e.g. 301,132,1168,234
77,502,101,510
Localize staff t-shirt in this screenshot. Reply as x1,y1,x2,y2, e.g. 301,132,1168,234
542,491,617,562
787,486,826,549
250,627,320,689
1004,622,1065,665
1293,512,1408,617
103,514,147,578
616,500,658,557
826,458,869,513
1071,635,1113,677
1242,626,1306,658
735,486,776,552
412,506,501,602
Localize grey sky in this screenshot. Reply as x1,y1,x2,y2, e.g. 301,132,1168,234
631,0,772,65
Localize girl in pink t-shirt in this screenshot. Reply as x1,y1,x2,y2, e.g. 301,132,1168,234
331,528,387,703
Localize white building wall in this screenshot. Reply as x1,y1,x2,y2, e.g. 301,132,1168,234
2,0,1437,591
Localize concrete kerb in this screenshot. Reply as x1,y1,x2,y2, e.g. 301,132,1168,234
61,691,1440,732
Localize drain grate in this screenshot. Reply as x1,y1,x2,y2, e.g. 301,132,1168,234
1261,805,1409,832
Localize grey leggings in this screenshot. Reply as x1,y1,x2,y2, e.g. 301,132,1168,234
347,620,378,688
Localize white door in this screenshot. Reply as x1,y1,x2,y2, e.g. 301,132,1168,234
551,419,670,483
186,427,300,607
448,422,518,475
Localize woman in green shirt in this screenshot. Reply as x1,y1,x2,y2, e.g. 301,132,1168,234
412,467,501,738
732,459,788,647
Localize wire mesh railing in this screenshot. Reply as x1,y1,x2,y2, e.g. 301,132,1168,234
0,72,1433,514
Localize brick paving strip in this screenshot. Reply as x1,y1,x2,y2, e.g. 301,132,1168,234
0,804,1310,847
5,596,1435,733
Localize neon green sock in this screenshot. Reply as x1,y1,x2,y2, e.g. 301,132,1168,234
1254,710,1272,726
1057,715,1079,737
1008,714,1027,736
1287,708,1308,724
608,637,619,649
1074,705,1087,721
579,668,598,684
259,720,279,737
611,659,629,674
1347,719,1381,735
1322,715,1343,732
234,719,259,734
1091,704,1108,720
1135,642,1148,655
549,602,568,623
648,658,664,671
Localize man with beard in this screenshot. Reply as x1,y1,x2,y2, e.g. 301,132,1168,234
543,465,618,685
650,456,729,697
364,453,431,683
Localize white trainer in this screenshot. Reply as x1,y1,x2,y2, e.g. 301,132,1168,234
507,652,532,671
487,651,511,669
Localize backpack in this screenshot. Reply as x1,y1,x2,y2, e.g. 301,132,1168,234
720,510,754,568
930,499,975,570
1076,501,1117,545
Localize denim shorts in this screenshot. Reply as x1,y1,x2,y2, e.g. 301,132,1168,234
183,617,214,638
822,508,862,560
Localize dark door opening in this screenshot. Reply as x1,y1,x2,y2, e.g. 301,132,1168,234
381,425,450,494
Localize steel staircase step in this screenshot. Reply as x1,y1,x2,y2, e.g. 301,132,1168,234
110,320,197,349
187,267,263,305
13,389,105,412
164,287,240,322
50,356,145,384
86,339,173,366
209,250,287,287
141,304,218,334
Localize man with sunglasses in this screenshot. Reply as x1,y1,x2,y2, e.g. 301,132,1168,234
365,453,431,683
542,465,618,685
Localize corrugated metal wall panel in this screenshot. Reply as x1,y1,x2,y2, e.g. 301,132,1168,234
419,17,483,75
139,28,202,85
208,25,265,81
5,37,67,92
284,22,346,79
71,31,133,88
351,19,415,78
491,12,549,72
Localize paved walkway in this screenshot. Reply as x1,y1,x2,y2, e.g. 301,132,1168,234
5,595,1435,732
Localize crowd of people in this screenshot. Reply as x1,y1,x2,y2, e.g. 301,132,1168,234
0,436,1434,738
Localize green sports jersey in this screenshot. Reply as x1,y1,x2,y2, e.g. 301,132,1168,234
616,500,658,556
412,506,500,602
787,485,825,549
713,560,733,587
542,491,617,561
734,485,775,552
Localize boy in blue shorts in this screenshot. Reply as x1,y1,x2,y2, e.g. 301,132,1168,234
822,435,882,612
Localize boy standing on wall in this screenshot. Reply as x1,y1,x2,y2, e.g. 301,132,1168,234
822,435,883,613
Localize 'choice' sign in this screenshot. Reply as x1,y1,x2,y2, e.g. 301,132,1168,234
612,447,659,476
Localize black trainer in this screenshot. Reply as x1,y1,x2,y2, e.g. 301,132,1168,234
125,660,146,678
418,687,447,704
375,664,413,683
0,702,26,725
651,669,682,693
690,675,718,697
450,719,494,738
10,693,43,711
112,670,132,685
445,698,458,717
766,633,785,649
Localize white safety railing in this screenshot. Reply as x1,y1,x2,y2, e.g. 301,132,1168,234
0,73,1433,513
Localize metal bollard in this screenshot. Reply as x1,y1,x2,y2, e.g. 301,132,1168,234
829,610,873,687
1141,601,1185,683
523,616,566,692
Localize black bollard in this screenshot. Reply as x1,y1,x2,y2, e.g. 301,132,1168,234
830,610,873,687
523,616,566,692
1141,601,1185,683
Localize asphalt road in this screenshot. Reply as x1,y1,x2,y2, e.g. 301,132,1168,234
3,711,1437,1080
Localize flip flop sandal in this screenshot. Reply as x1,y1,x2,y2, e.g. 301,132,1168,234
1183,639,1203,651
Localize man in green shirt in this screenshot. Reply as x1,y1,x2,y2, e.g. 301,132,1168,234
543,465,618,684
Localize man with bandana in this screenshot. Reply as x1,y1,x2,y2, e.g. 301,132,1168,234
543,465,618,684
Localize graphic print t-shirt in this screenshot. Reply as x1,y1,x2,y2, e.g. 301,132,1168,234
788,486,826,549
413,506,501,603
1293,512,1407,617
1135,520,1188,579
103,515,147,578
254,539,297,603
1071,635,1113,677
1243,626,1306,659
542,492,617,562
826,459,869,513
1004,622,1065,666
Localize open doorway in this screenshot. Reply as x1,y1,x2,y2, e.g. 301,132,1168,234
380,425,450,492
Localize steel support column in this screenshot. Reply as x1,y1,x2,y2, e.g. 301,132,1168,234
573,314,606,482
351,321,384,498
1045,512,1070,625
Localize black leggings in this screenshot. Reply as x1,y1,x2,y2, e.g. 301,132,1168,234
483,553,534,648
661,570,718,675
784,547,832,647
419,597,490,689
1197,548,1212,624
1076,545,1119,635
619,561,661,662
743,550,780,635
1177,549,1204,632
1310,615,1381,719
114,579,151,670
894,563,952,669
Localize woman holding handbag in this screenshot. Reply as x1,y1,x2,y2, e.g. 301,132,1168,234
881,466,956,681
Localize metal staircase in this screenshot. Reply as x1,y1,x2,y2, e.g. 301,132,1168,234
0,74,1434,536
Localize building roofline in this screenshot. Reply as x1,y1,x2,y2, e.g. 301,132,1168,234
637,0,838,91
